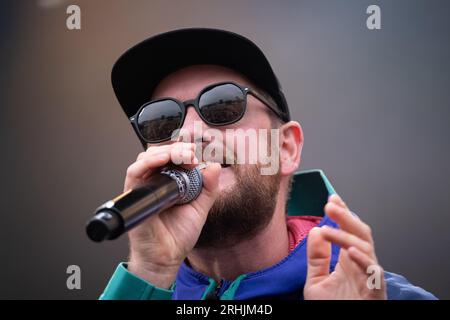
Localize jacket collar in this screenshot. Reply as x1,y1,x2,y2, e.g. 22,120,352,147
173,169,340,300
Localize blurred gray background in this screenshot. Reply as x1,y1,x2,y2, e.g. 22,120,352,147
1,0,449,299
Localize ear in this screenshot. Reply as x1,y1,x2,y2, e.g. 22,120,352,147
279,121,303,176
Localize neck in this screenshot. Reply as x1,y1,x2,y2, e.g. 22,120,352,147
186,195,289,282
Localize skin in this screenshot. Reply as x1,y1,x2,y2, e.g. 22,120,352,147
123,64,386,299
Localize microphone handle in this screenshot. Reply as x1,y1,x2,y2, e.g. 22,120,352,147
86,173,180,242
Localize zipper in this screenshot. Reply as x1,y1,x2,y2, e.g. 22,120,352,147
205,279,223,300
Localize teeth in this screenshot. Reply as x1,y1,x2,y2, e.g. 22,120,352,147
198,161,232,168
197,162,208,170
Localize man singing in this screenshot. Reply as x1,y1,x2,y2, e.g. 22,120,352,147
100,28,436,300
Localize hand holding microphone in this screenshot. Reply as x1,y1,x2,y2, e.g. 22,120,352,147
87,142,221,289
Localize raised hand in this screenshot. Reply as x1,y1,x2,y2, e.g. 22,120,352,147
304,194,387,300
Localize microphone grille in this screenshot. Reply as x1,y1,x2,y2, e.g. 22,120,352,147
182,167,203,204
160,166,203,204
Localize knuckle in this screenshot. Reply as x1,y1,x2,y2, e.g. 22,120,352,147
126,165,137,177
363,223,372,236
176,141,195,150
146,144,169,155
137,152,146,160
145,146,155,153
362,241,373,253
173,141,185,148
341,232,351,244
171,144,182,154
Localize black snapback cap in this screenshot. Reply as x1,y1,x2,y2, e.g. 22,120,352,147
111,28,291,131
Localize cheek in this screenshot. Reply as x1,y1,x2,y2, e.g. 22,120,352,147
222,130,255,163
218,166,236,191
224,130,274,166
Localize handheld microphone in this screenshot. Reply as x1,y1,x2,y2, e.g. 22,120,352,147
86,164,205,242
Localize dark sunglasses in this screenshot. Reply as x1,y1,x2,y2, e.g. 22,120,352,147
130,81,285,143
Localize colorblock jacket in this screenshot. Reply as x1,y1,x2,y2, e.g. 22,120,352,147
100,170,437,300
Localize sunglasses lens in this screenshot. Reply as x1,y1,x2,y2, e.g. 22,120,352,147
199,83,245,124
137,100,183,142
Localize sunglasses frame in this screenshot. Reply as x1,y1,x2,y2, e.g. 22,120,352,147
129,81,285,144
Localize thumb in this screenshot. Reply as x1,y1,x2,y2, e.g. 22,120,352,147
306,227,331,282
189,162,221,218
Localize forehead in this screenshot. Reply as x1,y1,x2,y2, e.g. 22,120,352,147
152,64,254,100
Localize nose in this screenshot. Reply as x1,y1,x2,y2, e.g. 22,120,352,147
178,106,209,145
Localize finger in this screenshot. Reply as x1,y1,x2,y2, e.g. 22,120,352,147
306,227,331,282
139,144,198,170
348,246,385,293
325,200,373,244
347,246,378,271
138,144,172,160
171,143,198,166
125,152,171,183
321,226,373,256
328,194,346,208
139,142,195,160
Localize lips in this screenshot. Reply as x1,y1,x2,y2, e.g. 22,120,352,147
198,161,231,169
